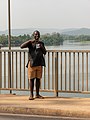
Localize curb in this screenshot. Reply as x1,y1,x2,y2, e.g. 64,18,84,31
0,106,90,118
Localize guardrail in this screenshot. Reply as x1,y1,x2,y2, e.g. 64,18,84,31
0,49,90,96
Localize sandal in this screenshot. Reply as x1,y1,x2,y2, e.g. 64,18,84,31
35,95,44,99
29,96,34,100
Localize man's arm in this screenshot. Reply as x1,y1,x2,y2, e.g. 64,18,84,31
20,40,32,48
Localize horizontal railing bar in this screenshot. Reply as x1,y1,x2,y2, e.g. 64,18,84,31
1,49,90,53
0,88,54,92
47,50,90,53
1,88,90,94
0,49,28,52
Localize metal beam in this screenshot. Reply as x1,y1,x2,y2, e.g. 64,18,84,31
8,0,11,49
8,0,12,93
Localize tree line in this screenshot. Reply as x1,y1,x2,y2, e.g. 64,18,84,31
0,33,90,47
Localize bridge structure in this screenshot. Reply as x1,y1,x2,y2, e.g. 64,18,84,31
0,49,90,97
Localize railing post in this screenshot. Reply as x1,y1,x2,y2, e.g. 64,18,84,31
0,47,2,93
55,52,58,97
8,51,12,93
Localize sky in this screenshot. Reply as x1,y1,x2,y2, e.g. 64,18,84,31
0,0,90,31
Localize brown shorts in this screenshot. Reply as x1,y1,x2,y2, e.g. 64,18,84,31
28,62,42,80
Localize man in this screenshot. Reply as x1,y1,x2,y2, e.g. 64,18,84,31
21,30,47,100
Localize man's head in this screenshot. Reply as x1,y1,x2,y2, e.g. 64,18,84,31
33,30,40,41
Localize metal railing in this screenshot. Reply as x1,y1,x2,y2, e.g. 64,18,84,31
0,49,90,96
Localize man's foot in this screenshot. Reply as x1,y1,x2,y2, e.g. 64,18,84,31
35,95,44,99
29,96,34,100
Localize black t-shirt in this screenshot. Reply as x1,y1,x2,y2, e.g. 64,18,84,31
27,41,46,67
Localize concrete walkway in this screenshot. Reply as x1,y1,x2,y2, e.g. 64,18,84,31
0,94,90,118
